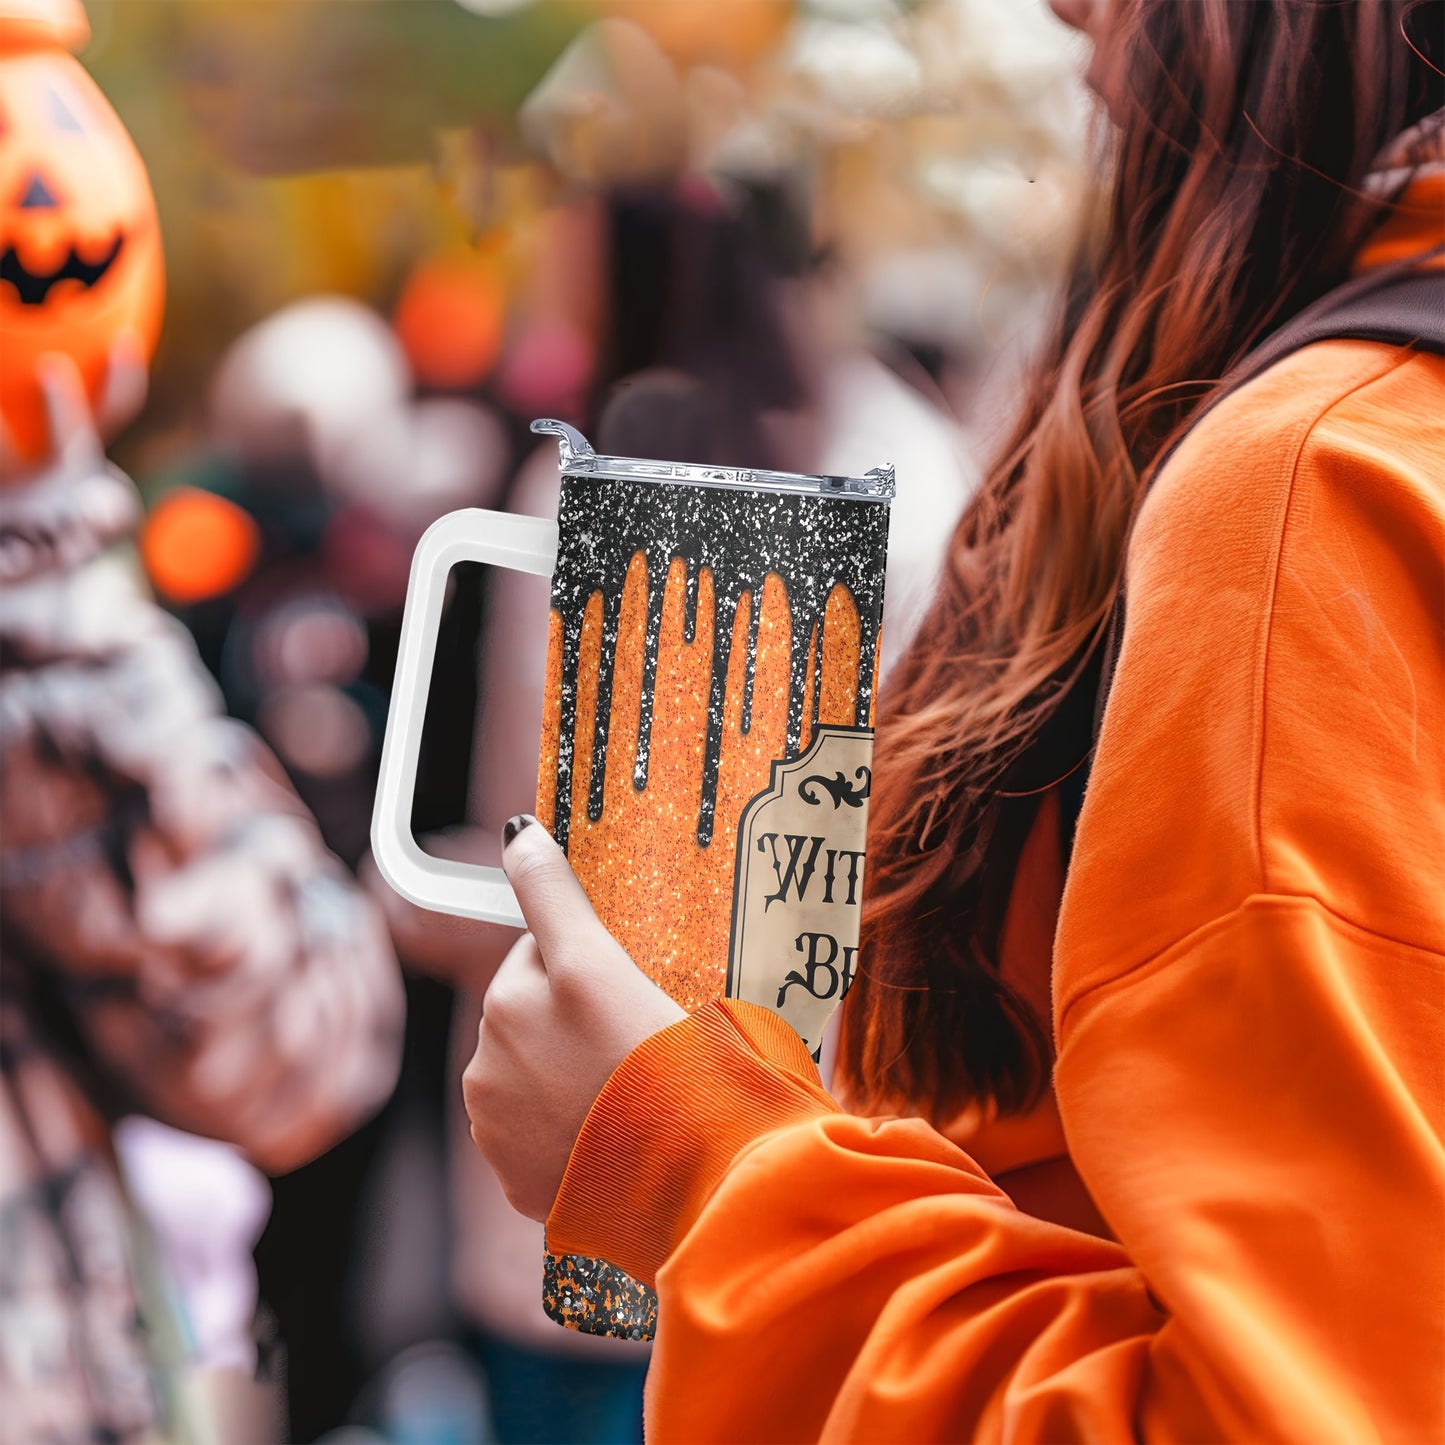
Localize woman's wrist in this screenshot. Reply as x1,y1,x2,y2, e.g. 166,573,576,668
546,998,839,1287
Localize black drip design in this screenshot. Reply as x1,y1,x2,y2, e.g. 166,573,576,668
548,475,890,849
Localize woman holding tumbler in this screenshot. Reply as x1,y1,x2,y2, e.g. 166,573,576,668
465,0,1445,1438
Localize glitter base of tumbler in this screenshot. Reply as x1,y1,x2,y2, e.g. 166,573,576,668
542,1250,658,1340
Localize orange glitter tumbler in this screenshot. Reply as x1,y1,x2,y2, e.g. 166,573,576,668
373,419,893,1339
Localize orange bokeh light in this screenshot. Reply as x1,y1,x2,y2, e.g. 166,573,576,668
392,253,506,391
140,486,260,604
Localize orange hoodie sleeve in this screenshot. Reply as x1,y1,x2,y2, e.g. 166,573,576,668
547,339,1444,1443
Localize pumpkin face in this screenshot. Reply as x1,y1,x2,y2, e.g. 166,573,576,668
0,44,164,464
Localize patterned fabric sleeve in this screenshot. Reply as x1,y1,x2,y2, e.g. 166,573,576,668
0,452,404,1173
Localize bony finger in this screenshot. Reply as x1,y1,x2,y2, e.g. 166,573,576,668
36,354,98,467
499,814,609,970
97,334,149,437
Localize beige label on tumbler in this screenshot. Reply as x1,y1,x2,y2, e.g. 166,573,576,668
726,726,874,1055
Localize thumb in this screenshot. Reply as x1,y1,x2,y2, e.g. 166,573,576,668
499,814,613,969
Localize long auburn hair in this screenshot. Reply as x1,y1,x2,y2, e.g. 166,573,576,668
843,0,1442,1120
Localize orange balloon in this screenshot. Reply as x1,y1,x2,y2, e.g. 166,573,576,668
0,31,165,464
392,254,506,391
140,487,260,604
602,0,791,70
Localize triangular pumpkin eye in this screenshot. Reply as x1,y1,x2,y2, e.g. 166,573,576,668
17,174,60,209
45,84,85,134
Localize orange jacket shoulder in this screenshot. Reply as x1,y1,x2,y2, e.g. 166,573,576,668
1058,341,1445,1020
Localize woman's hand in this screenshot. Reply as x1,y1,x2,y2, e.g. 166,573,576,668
463,815,686,1222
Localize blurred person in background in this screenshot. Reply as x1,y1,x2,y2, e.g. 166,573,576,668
141,295,511,1442
464,0,1445,1440
0,349,406,1441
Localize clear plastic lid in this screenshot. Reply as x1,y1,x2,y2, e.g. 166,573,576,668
531,419,895,503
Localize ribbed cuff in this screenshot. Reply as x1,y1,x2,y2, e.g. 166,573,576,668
546,999,838,1287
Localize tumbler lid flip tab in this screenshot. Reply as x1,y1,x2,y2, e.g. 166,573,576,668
530,417,895,502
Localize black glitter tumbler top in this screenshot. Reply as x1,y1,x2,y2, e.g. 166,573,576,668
547,473,890,849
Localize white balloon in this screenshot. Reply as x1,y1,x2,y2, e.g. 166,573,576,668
210,296,411,470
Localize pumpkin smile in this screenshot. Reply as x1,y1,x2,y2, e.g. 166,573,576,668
0,232,124,306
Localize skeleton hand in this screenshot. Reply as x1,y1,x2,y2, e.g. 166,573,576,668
0,340,148,490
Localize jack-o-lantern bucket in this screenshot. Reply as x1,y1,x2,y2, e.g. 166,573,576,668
0,0,164,464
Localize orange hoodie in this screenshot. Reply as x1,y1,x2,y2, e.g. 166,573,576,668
546,176,1445,1442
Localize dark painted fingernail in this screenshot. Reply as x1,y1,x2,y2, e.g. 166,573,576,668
502,814,537,847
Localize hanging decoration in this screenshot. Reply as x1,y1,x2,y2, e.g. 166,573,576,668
0,0,164,464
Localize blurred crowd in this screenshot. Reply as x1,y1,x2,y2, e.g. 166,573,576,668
0,1,1092,1441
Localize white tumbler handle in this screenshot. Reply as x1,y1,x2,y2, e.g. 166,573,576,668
371,507,559,928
